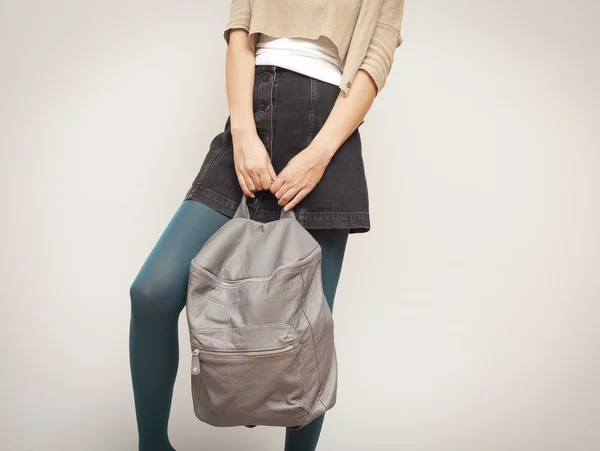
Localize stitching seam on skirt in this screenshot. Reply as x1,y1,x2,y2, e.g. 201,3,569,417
307,78,317,146
188,130,230,198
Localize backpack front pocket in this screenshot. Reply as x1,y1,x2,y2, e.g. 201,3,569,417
190,324,308,427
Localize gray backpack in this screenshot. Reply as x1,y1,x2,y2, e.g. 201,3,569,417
186,195,337,429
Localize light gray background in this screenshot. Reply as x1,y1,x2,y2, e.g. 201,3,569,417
1,1,599,450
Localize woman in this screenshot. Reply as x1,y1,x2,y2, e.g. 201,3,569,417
129,1,405,450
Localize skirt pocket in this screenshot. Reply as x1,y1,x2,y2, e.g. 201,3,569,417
191,324,308,427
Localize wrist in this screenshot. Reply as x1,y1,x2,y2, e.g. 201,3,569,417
230,122,257,140
309,134,339,162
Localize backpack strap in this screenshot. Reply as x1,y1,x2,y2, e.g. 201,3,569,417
233,194,297,221
279,205,296,220
233,194,250,219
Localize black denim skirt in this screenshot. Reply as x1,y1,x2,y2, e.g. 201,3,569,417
184,65,370,233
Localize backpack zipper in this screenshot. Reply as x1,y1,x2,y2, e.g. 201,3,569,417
192,348,201,375
191,343,296,375
190,247,322,287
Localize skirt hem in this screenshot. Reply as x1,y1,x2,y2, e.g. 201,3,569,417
185,187,370,234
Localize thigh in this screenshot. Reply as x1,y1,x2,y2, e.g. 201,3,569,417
308,229,350,312
130,200,230,315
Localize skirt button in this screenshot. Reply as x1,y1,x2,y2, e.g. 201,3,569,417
264,104,271,112
262,135,270,145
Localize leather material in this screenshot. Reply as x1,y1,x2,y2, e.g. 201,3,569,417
186,195,337,429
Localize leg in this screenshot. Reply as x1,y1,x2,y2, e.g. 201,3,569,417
284,228,350,451
129,199,229,451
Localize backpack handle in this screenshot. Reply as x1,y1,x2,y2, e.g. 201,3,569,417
233,194,296,220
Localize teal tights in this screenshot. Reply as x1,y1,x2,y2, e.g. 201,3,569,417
129,199,349,451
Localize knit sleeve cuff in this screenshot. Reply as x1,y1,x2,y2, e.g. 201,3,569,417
358,22,402,94
223,0,251,44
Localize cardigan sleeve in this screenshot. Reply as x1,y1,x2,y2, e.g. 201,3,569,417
223,0,252,44
358,0,405,94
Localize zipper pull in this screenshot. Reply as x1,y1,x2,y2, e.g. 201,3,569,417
191,348,200,375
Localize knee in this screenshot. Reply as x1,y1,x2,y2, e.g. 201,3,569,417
129,275,184,319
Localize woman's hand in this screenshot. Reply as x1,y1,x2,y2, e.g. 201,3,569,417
270,69,377,211
270,144,331,211
225,29,274,198
233,130,277,198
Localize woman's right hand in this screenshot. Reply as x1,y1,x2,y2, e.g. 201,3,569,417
225,29,275,197
232,130,277,198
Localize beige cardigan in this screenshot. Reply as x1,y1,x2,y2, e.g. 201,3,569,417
224,0,405,96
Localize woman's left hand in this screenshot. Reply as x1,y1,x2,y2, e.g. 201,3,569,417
270,145,331,211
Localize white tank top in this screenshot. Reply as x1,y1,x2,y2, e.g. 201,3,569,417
254,34,342,87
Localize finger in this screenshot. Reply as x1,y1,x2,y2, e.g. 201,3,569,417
247,170,262,192
268,163,277,183
236,170,254,198
244,171,257,193
284,187,310,211
258,169,272,191
274,181,292,200
277,185,301,207
270,174,286,196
